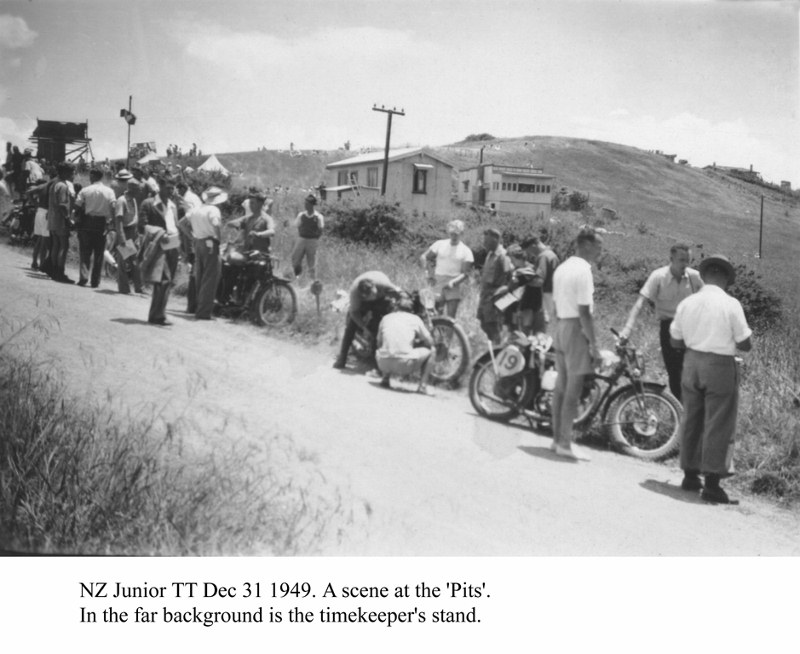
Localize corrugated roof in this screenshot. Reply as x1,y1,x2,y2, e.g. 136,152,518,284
326,147,454,169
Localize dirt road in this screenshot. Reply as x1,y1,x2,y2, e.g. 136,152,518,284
2,243,798,555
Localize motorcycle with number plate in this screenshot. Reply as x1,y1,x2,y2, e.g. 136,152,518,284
214,248,297,327
468,328,683,460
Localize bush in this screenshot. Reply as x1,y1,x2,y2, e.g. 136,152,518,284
728,263,783,332
463,133,496,142
326,198,411,249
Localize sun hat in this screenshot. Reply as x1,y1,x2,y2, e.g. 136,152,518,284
115,169,133,180
304,193,318,205
698,254,735,284
202,186,229,205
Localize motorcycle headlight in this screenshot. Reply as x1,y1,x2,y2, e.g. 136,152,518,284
598,349,619,375
632,349,645,377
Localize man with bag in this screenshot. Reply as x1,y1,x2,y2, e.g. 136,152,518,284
74,168,116,288
113,169,144,295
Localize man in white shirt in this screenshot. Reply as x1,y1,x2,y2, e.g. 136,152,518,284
375,293,434,395
670,255,752,504
113,171,144,295
420,219,474,318
620,244,703,399
75,168,116,287
550,226,603,461
188,186,226,320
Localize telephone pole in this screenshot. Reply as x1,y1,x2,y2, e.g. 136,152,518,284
372,104,405,196
758,194,764,259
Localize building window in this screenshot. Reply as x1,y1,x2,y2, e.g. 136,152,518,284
546,185,551,193
512,183,518,192
367,167,379,188
518,183,535,193
502,182,507,191
493,182,498,190
462,180,470,192
349,170,359,185
337,170,348,185
413,169,427,194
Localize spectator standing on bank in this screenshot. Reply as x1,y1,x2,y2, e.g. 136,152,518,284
291,193,324,280
620,244,703,400
670,255,752,505
550,226,603,461
419,219,474,318
74,168,116,287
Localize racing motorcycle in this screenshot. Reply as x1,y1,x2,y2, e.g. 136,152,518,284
214,248,297,327
468,328,682,460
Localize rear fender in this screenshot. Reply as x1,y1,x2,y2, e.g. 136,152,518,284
602,381,668,414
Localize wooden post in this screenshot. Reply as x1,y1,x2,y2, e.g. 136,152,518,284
372,105,405,196
758,194,764,259
126,95,132,169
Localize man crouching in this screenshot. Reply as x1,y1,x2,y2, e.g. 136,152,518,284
375,292,434,395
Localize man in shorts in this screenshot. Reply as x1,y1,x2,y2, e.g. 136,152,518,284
375,292,434,395
551,226,603,461
419,219,474,318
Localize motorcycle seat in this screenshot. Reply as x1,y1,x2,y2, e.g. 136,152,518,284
226,250,247,266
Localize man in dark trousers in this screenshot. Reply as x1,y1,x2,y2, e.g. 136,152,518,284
187,186,226,320
46,162,75,283
139,179,180,325
74,168,115,287
670,255,752,504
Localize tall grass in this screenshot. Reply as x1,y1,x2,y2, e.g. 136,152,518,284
0,335,345,555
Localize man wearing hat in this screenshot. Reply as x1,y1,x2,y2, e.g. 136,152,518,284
291,193,324,280
620,243,703,400
228,188,275,253
74,168,116,287
477,227,513,345
186,186,226,320
113,170,144,294
46,162,76,283
670,255,752,504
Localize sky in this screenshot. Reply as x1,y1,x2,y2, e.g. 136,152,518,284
0,0,798,183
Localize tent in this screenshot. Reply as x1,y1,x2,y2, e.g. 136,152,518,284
137,152,161,164
197,154,230,176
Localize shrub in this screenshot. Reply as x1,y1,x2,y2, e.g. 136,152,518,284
728,263,783,332
463,133,496,142
326,198,411,249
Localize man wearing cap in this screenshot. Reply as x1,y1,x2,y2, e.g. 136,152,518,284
75,168,116,287
477,227,513,345
670,255,752,504
551,226,604,461
139,178,180,325
291,193,324,280
47,162,76,283
620,244,703,400
420,219,474,318
114,172,144,294
186,186,226,320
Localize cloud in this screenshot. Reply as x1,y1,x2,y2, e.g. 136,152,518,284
0,15,37,49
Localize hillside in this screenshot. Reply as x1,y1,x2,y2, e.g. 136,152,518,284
202,136,799,309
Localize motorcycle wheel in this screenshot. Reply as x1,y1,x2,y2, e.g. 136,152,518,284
468,358,534,422
605,385,681,460
429,317,471,385
254,280,297,327
529,378,601,431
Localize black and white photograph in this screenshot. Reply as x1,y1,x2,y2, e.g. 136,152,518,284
1,0,798,650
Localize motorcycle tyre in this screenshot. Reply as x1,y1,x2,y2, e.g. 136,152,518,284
528,378,601,431
254,280,298,327
468,357,535,422
605,383,682,461
429,317,471,386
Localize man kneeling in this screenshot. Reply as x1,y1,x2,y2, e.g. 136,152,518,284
375,292,434,395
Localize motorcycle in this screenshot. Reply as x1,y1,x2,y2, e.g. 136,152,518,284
340,287,472,386
4,199,35,246
468,327,682,460
214,248,298,327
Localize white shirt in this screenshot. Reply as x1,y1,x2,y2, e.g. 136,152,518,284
670,285,751,356
377,311,430,358
181,189,202,213
188,204,222,241
24,159,44,183
76,181,116,219
640,265,703,320
429,239,474,277
552,255,594,319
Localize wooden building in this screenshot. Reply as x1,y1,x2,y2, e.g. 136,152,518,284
458,164,554,219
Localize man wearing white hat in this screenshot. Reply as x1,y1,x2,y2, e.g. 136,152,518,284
187,186,226,320
670,254,752,504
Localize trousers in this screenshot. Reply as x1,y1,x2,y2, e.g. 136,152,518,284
660,319,685,400
77,227,105,286
193,238,221,319
679,349,739,477
116,224,143,294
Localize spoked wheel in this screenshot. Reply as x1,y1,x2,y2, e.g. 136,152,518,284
254,280,297,326
468,358,534,422
429,317,471,385
606,384,682,460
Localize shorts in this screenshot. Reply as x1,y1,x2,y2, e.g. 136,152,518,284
376,348,431,376
434,275,464,301
553,318,593,375
34,207,48,236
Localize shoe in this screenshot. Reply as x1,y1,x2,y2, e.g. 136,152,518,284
681,473,703,492
417,386,434,396
332,359,346,370
554,444,591,461
701,486,739,505
55,275,75,284
550,441,558,452
148,319,173,326
30,263,39,271
380,377,391,389
77,279,88,287
196,316,215,321
91,284,99,288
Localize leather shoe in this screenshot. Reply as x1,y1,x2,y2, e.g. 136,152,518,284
148,319,173,326
332,359,346,370
681,474,703,491
701,486,739,505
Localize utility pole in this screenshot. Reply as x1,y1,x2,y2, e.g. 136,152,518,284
758,194,764,259
120,96,136,168
372,104,405,196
